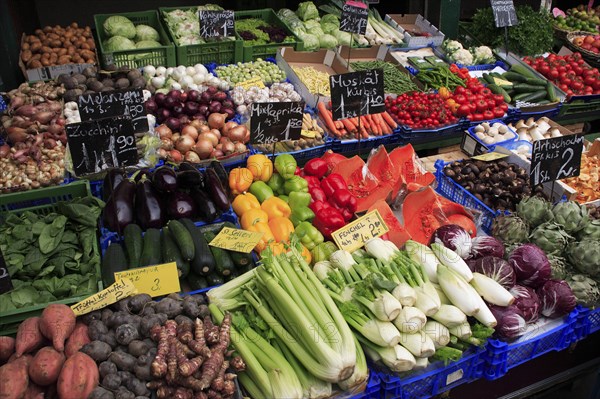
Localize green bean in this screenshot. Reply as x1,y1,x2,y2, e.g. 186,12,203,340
350,60,421,95
416,66,466,91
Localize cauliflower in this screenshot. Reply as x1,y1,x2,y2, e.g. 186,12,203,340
448,49,473,66
472,46,495,65
442,40,463,55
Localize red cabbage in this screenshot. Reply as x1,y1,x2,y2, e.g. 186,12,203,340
489,304,527,341
509,285,540,323
468,236,505,260
430,224,472,259
536,279,577,318
509,244,551,288
472,256,516,289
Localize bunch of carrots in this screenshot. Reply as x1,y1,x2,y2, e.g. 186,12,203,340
317,101,398,139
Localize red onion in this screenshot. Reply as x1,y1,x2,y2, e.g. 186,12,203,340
198,105,209,116
222,108,235,120
200,91,212,104
193,114,206,122
145,99,158,113
158,109,171,123
164,96,176,109
0,144,9,157
173,104,184,116
168,89,181,102
188,90,200,102
209,101,222,113
44,139,57,149
178,115,190,126
179,91,188,103
184,102,199,116
154,93,166,106
165,117,181,132
206,86,218,95
54,117,65,126
213,91,227,102
221,99,234,109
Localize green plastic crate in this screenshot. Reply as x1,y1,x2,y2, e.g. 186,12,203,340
235,9,303,62
159,6,243,65
0,181,103,333
94,10,176,68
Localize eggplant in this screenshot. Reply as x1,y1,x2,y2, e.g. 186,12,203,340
152,166,178,193
102,168,126,202
176,169,205,190
167,191,197,219
103,178,135,233
190,188,220,222
178,162,198,172
135,177,165,229
210,161,230,197
133,168,152,182
205,168,230,211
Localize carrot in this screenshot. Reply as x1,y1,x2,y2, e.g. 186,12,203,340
367,114,380,135
15,317,44,357
376,113,391,135
317,102,340,136
358,115,370,132
39,304,76,352
341,118,356,136
382,111,398,129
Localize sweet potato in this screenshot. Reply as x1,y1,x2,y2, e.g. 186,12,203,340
57,352,99,399
15,317,44,357
23,382,45,399
0,356,29,399
39,304,76,352
0,336,15,363
65,323,90,358
29,346,65,386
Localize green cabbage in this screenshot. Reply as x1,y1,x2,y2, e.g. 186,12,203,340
321,14,339,27
334,30,352,47
103,15,136,39
135,24,159,42
319,34,338,49
297,1,319,22
135,40,161,49
299,33,320,51
104,35,136,52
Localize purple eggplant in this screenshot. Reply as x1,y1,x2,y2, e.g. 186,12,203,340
133,168,152,182
177,169,205,190
103,178,136,233
135,177,165,229
152,166,178,193
205,168,230,211
167,191,197,219
210,161,230,197
178,162,198,172
190,188,220,222
102,168,126,202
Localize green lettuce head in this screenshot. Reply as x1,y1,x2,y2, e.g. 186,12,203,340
297,1,319,21
299,33,319,51
135,40,161,49
135,24,160,42
103,15,136,39
319,33,338,49
104,35,136,52
321,14,339,27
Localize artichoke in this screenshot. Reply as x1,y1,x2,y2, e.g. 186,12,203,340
566,274,600,305
547,254,572,280
516,196,553,228
552,201,590,234
529,221,573,256
567,239,600,278
492,215,529,245
577,219,600,241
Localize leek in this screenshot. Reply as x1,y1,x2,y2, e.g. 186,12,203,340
431,243,473,282
398,330,436,358
423,320,450,348
405,240,440,283
437,264,481,316
393,306,427,333
470,272,515,306
431,304,468,328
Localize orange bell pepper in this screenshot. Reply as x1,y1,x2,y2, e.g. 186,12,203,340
268,217,295,242
300,244,312,264
241,208,269,230
261,196,291,220
247,154,273,182
439,87,451,100
246,221,275,252
232,192,260,217
229,167,254,195
267,241,287,256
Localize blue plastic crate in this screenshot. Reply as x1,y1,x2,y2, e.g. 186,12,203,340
574,305,600,341
349,372,382,399
0,95,7,113
434,159,500,234
482,308,580,381
399,121,468,145
455,60,510,72
378,347,486,399
466,119,518,152
331,133,399,154
506,103,561,122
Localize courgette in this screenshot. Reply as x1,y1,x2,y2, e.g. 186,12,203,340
513,83,547,93
206,272,225,287
186,272,208,291
161,227,190,278
167,220,195,261
488,84,512,103
180,218,216,276
509,64,537,79
229,251,253,269
502,72,528,83
123,224,143,268
514,90,547,103
139,228,161,266
101,242,129,286
546,81,558,102
204,231,235,277
483,74,495,85
524,77,547,86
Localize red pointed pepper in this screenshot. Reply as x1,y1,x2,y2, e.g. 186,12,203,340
321,173,347,197
304,158,329,179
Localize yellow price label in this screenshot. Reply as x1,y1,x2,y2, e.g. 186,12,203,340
471,151,510,161
209,227,264,253
331,210,389,253
238,77,265,90
71,278,137,316
114,262,181,298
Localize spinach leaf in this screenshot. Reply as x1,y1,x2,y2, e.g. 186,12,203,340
39,215,67,254
23,248,47,274
0,294,16,312
58,197,104,227
12,225,33,241
10,286,38,307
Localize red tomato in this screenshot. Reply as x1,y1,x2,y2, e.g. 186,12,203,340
454,86,466,95
493,108,505,118
499,103,509,112
456,104,471,117
549,70,560,79
475,99,488,113
472,113,484,121
483,110,494,120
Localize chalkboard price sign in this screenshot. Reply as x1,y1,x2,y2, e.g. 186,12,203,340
77,88,149,133
490,0,518,27
199,10,235,38
329,69,385,121
340,1,368,35
66,115,139,176
0,250,13,295
530,134,585,186
250,101,304,144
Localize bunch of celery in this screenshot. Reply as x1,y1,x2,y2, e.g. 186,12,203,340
208,240,367,399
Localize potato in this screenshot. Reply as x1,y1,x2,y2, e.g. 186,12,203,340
81,341,112,362
21,50,32,62
99,361,118,379
29,346,66,386
109,352,136,372
88,387,115,399
0,356,29,399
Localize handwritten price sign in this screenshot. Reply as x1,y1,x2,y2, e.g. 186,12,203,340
71,278,137,316
209,227,264,253
332,210,389,252
114,262,181,298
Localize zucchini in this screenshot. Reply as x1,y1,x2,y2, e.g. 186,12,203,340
180,218,216,276
161,227,190,278
524,77,547,86
509,64,537,79
186,272,208,291
546,81,558,102
206,272,225,287
502,72,528,83
513,83,547,93
167,220,195,261
488,84,512,103
123,224,143,268
204,231,236,277
101,242,129,286
139,228,161,266
514,90,548,103
483,74,495,85
229,251,253,269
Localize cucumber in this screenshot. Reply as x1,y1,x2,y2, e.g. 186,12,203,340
204,231,236,277
524,77,547,86
101,243,129,286
483,74,495,85
229,251,253,269
513,83,546,93
514,90,548,103
206,272,225,287
167,220,195,261
546,81,558,102
180,218,216,276
161,227,190,278
139,228,161,266
488,84,512,103
186,272,208,291
502,72,528,83
123,224,143,268
509,64,537,79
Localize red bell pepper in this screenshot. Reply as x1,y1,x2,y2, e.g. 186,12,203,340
309,200,330,214
321,173,347,197
314,207,346,239
303,175,322,189
304,158,329,179
294,166,302,176
309,186,327,203
329,188,357,221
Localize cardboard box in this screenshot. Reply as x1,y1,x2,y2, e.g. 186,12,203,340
276,47,350,108
384,14,444,47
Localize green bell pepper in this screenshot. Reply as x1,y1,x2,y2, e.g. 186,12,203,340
311,241,338,264
267,173,285,196
284,175,308,195
295,221,324,250
274,153,297,180
249,181,274,203
289,206,315,226
288,191,312,209
278,195,289,203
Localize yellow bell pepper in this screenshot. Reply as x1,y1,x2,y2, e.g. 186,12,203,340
261,196,291,220
247,154,273,182
229,167,254,195
246,222,275,253
241,208,269,230
268,217,295,242
232,193,260,217
439,87,451,100
267,241,287,256
300,244,312,264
